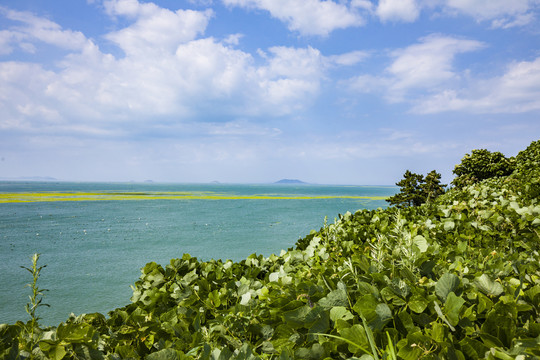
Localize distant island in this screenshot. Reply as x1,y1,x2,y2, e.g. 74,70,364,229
274,179,307,184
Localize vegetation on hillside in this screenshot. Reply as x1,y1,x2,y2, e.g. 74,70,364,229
1,140,539,360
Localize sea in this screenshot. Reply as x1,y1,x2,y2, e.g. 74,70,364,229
0,181,396,326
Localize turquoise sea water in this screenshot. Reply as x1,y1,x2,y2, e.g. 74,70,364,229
0,182,396,326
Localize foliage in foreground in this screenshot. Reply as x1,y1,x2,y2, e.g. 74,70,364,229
1,140,540,360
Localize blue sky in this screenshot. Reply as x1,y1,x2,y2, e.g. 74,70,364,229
1,0,539,184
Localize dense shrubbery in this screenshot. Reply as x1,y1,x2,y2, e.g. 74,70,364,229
1,140,539,359
451,149,515,189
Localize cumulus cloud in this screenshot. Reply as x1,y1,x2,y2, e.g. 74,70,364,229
368,0,539,27
376,0,420,22
414,57,540,113
222,0,365,36
445,0,530,20
0,6,90,53
0,1,354,138
327,50,369,66
387,35,484,92
347,34,540,114
103,0,213,56
348,35,485,101
442,0,539,28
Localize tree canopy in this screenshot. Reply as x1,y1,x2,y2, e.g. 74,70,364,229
386,170,446,207
451,149,515,189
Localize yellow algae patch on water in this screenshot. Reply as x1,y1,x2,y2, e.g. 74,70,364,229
0,191,388,203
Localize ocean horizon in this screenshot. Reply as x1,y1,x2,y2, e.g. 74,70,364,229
0,181,396,325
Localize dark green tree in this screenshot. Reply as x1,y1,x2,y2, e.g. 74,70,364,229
386,170,425,208
514,139,540,174
422,170,446,203
387,170,446,208
451,149,515,189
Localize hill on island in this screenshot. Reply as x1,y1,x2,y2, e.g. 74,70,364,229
274,179,307,184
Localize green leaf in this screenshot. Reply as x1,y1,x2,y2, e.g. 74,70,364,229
433,301,455,331
443,220,455,231
318,288,349,309
397,332,431,360
337,324,370,354
408,294,429,314
444,292,465,327
306,306,330,334
353,294,392,331
330,306,354,323
146,348,182,360
435,273,460,301
56,323,94,343
474,274,504,297
39,342,67,360
413,235,428,253
50,345,67,360
390,278,410,299
481,302,517,348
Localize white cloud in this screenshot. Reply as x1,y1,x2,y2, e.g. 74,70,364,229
104,0,213,56
1,7,89,51
414,57,540,113
443,0,539,28
223,33,243,45
0,1,344,138
379,34,484,101
348,34,540,114
369,0,539,27
490,13,535,28
254,46,324,114
389,35,484,86
222,0,365,36
376,0,420,22
445,0,530,20
327,50,369,66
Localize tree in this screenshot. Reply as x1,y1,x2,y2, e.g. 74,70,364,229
451,149,515,189
514,139,540,174
422,170,446,203
387,170,446,208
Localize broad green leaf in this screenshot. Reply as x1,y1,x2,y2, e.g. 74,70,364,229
390,278,411,299
56,323,93,343
353,294,392,331
481,302,517,348
338,324,370,354
146,348,181,360
50,345,67,360
39,342,67,360
408,294,429,313
306,306,329,334
294,343,325,360
319,288,348,309
413,235,428,253
240,292,251,306
330,306,354,322
444,292,465,327
433,301,455,331
443,220,455,231
474,274,504,297
397,332,432,360
282,305,311,328
430,322,445,342
435,273,460,301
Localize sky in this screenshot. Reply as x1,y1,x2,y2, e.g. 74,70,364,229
0,0,539,185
